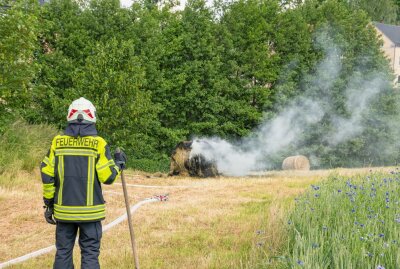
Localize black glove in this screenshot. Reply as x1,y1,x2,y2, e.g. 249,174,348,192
44,205,56,225
114,148,127,170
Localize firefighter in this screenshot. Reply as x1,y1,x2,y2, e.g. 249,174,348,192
40,97,127,269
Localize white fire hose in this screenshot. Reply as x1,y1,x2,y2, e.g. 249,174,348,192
0,195,167,269
114,182,189,188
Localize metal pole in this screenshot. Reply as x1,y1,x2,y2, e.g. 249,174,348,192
120,170,140,269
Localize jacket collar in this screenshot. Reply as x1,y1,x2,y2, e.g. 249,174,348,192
64,123,98,137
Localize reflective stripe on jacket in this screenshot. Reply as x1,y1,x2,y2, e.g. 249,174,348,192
41,135,120,222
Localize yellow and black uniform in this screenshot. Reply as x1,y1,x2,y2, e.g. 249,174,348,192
41,123,121,269
41,130,120,222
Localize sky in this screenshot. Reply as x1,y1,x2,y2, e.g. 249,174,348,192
120,0,186,9
120,0,131,6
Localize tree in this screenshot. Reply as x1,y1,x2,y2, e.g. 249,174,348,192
128,1,188,152
221,0,280,112
74,38,164,161
394,0,400,23
0,0,39,130
28,0,89,125
151,0,265,138
347,0,398,24
3,0,397,171
292,0,400,168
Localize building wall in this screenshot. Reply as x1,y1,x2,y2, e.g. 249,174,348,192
374,27,400,84
395,46,400,83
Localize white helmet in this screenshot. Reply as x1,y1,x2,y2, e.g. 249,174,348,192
67,97,97,123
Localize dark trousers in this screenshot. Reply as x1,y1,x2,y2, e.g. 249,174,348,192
54,221,102,269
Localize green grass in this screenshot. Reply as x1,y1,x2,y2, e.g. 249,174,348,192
0,120,58,186
282,171,400,269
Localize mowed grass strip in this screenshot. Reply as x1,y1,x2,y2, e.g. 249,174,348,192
284,170,400,269
1,167,390,269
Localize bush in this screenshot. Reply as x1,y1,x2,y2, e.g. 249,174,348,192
129,156,170,173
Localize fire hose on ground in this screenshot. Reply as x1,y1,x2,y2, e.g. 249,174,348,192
0,193,168,269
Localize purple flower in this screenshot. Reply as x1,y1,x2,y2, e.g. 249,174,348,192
377,265,385,269
338,189,342,193
297,260,304,266
379,233,384,238
395,218,400,223
311,185,320,190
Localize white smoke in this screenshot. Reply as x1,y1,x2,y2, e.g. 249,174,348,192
190,138,257,176
328,73,386,145
190,31,390,176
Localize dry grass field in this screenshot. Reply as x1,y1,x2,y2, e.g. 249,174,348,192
0,167,393,269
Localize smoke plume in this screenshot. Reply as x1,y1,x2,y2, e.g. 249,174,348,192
190,30,394,176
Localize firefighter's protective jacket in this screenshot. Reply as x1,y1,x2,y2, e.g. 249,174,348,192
41,124,120,222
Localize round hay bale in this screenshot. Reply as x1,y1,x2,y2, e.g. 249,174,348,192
168,141,192,176
168,140,219,177
282,155,310,171
187,154,218,178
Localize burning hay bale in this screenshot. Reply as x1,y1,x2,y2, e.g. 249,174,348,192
168,141,192,177
187,153,218,177
168,140,218,177
282,155,310,171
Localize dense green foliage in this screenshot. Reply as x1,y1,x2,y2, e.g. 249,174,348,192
283,172,400,268
277,1,400,168
348,0,398,24
1,0,400,171
0,0,39,131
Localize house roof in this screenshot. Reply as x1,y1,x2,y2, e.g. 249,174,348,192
374,22,400,45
